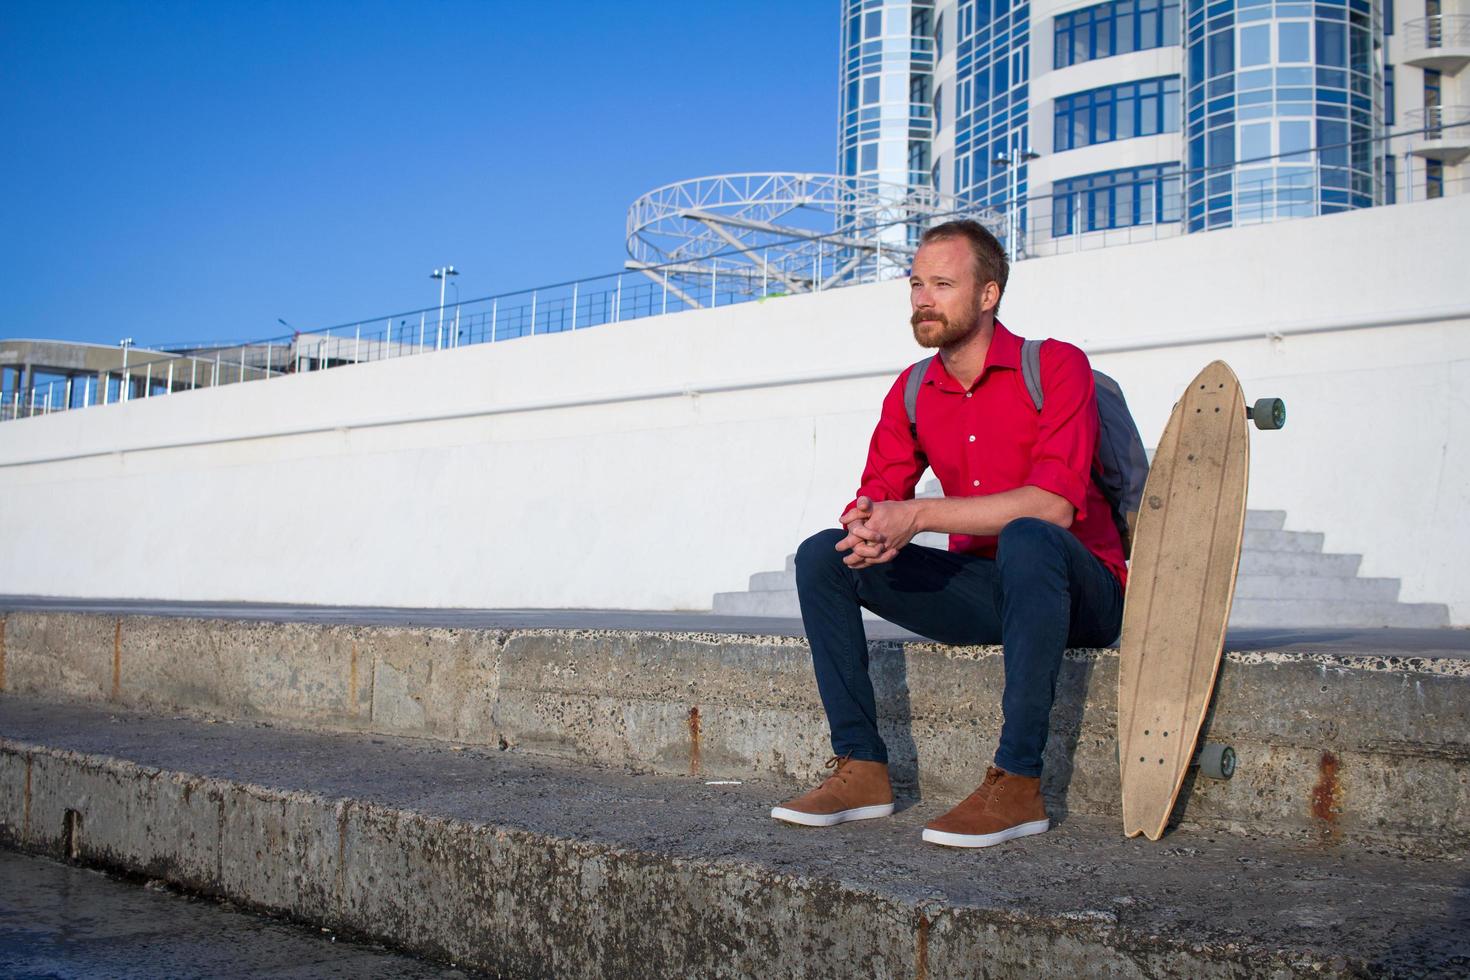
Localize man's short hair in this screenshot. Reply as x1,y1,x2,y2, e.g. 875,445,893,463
919,219,1008,312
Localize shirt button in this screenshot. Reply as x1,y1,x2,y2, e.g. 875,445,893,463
968,435,976,442
972,480,980,487
965,392,972,398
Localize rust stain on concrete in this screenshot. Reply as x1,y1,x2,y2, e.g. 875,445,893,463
22,756,32,839
1310,750,1343,840
112,619,122,701
335,800,351,912
349,641,359,713
915,911,930,980
687,706,701,775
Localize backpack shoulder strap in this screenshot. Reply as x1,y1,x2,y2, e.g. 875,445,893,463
904,356,934,437
1020,338,1045,412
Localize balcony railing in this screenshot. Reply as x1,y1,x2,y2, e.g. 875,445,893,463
1404,105,1470,141
1401,15,1470,69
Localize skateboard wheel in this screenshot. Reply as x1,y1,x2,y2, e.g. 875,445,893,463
1197,743,1236,780
1249,397,1285,430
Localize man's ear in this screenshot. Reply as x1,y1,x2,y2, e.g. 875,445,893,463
981,281,1001,314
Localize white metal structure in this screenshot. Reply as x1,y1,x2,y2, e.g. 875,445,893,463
624,172,1000,301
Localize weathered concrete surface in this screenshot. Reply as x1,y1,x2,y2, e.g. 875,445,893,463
3,611,1469,855
3,696,1467,978
8,595,1470,655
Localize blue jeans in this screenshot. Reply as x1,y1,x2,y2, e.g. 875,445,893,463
794,518,1124,778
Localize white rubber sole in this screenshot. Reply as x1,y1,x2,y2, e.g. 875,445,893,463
921,818,1050,849
770,803,895,827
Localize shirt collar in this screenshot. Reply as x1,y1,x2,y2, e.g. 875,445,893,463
923,318,1022,390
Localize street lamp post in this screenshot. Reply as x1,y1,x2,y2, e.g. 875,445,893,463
431,266,459,350
993,139,1041,263
119,337,135,402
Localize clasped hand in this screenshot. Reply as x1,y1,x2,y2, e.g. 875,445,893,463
836,495,920,568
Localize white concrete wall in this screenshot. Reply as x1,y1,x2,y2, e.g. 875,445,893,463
1,194,1467,621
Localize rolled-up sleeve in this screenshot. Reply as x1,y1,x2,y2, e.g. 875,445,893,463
841,368,928,519
1024,342,1097,520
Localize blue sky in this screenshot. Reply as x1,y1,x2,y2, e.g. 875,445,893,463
1,1,836,347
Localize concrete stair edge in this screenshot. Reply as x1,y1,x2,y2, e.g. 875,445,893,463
6,697,1464,978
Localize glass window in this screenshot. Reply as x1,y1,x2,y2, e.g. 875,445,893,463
1139,86,1161,135
1053,0,1181,69
865,10,882,39
909,139,930,174
1118,9,1136,52
1318,119,1348,166
1239,24,1270,66
1052,163,1183,235
1208,127,1235,166
1426,158,1442,199
1240,121,1272,159
1117,91,1137,138
863,75,880,105
1208,31,1233,76
1053,76,1180,151
1384,65,1394,125
860,142,878,171
1278,21,1310,62
1316,21,1346,67
1279,120,1311,161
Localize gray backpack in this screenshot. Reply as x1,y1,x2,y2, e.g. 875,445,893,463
903,339,1149,552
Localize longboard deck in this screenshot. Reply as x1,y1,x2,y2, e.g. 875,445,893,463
1119,361,1249,840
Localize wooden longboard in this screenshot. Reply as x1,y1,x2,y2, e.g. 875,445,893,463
1119,361,1250,841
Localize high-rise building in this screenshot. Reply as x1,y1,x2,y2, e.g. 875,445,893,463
840,0,1464,254
838,1,941,253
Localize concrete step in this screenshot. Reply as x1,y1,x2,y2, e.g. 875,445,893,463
1237,549,1361,578
714,588,802,618
749,569,796,591
1229,598,1451,628
3,696,1467,978
1244,509,1287,530
4,611,1467,857
753,567,1392,599
1241,528,1325,553
718,588,1449,628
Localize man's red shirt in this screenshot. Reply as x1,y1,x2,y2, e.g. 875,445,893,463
848,320,1128,586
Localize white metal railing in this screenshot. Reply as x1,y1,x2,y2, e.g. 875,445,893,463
5,126,1467,425
1403,14,1470,52
1404,105,1470,140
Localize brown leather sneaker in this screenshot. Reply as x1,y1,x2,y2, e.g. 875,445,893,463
770,755,894,827
921,766,1050,848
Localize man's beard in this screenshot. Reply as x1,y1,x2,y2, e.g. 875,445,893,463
910,302,980,349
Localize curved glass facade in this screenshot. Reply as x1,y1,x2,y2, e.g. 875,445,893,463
950,0,1033,216
839,0,937,191
1183,0,1384,231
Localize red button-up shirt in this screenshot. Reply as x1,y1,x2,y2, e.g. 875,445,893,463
849,320,1128,586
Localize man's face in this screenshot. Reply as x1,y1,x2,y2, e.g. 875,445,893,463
909,237,989,349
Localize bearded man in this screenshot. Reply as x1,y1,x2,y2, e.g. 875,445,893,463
770,219,1128,848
